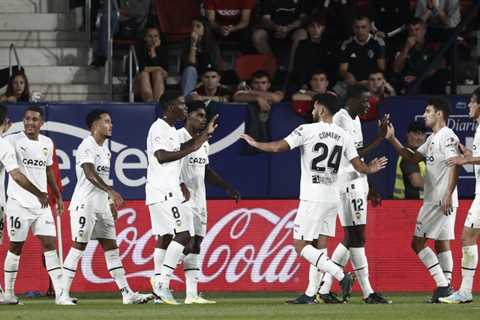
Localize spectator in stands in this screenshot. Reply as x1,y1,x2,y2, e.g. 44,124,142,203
335,16,386,98
181,17,223,96
252,0,307,69
415,0,461,35
289,15,336,93
0,71,30,103
134,26,168,102
90,0,152,67
291,70,333,120
393,18,448,94
190,64,232,103
204,0,255,46
393,120,427,199
360,69,396,122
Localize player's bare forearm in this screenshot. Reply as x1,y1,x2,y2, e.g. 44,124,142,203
350,157,369,174
358,136,383,158
389,136,423,163
46,165,61,200
82,163,113,193
206,166,231,191
446,162,460,196
9,169,45,198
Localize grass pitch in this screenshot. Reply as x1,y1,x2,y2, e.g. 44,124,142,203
0,292,478,320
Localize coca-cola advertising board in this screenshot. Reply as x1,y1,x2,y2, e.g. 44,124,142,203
0,200,478,293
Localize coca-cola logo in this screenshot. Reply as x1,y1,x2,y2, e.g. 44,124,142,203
79,206,301,286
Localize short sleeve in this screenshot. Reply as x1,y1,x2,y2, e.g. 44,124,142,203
46,140,54,166
417,138,429,156
284,125,306,149
343,134,359,161
443,132,460,159
0,141,18,172
76,141,96,166
333,112,347,131
150,125,170,153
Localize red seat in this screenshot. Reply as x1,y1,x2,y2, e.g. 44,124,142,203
155,0,201,43
234,54,277,81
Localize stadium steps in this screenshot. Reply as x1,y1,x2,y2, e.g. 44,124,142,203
0,0,121,102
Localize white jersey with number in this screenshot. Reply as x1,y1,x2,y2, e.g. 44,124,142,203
417,126,460,206
284,122,359,202
333,108,368,189
6,132,53,209
69,135,111,211
473,127,480,195
146,118,182,205
0,137,19,208
177,127,209,210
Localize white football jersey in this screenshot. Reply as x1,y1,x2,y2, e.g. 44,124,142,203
284,122,359,202
177,127,209,210
69,135,111,211
6,132,53,209
473,127,480,195
0,137,19,208
145,118,182,205
417,126,459,206
333,108,368,188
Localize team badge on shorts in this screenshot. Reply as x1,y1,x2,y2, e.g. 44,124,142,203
78,230,84,237
10,229,16,236
355,212,361,220
176,220,182,227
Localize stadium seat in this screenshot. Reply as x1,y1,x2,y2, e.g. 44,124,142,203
234,54,277,81
155,0,201,43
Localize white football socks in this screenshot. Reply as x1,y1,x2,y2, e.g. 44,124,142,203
300,245,344,281
44,250,63,298
305,264,324,297
4,251,20,296
105,249,131,296
418,247,448,287
460,245,478,294
153,248,166,284
62,247,84,295
319,243,350,295
350,247,374,298
184,254,200,299
159,241,185,288
437,250,453,284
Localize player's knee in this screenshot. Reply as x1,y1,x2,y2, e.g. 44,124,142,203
173,231,191,246
434,240,450,253
294,240,307,255
73,241,87,251
411,238,424,254
9,242,23,255
156,234,173,249
461,228,477,246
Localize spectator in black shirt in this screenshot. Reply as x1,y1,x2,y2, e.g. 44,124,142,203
134,26,168,102
335,16,386,98
0,71,31,103
252,0,307,69
190,65,232,103
289,15,336,93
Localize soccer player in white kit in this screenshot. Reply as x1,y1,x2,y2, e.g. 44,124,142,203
177,101,240,304
0,104,49,304
241,93,388,304
60,109,151,305
318,85,391,304
387,97,460,303
440,87,480,304
2,106,66,305
147,98,218,304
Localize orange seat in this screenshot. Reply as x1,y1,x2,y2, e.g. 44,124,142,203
234,54,277,81
155,0,200,43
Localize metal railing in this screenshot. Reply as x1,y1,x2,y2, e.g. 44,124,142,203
8,43,23,78
128,45,139,102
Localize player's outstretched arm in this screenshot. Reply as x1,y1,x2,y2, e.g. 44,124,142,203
350,156,388,174
156,115,219,164
240,134,291,153
448,144,480,165
386,123,424,163
9,168,49,208
82,163,124,209
358,114,390,158
47,165,63,215
205,166,241,203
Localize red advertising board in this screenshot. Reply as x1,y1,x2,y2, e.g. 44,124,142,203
0,200,478,293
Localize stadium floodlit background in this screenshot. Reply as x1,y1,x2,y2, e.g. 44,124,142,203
1,0,480,319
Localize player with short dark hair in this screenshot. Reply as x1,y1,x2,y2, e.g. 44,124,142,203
387,96,460,303
2,106,65,305
241,93,388,304
60,109,152,305
440,88,480,304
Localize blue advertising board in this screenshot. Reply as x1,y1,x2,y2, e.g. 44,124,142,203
4,95,476,200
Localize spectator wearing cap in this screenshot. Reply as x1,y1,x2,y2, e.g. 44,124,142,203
289,15,337,94
205,0,255,46
181,17,224,96
134,26,168,102
190,65,232,103
252,0,307,69
393,120,427,199
335,15,386,98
